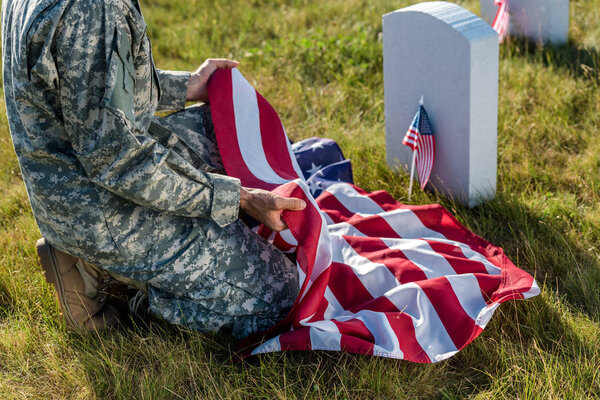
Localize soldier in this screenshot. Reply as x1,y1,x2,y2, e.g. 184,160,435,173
1,0,304,338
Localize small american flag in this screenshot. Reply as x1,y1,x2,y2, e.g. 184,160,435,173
402,105,435,190
492,0,510,43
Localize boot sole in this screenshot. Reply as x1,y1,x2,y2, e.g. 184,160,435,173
36,238,78,328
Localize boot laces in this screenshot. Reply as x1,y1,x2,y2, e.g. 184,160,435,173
128,290,148,314
98,277,114,304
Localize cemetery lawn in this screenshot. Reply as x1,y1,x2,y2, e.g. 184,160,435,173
1,0,599,398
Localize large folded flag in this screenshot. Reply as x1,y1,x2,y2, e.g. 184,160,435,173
402,104,435,190
492,0,510,43
208,68,539,362
292,137,354,198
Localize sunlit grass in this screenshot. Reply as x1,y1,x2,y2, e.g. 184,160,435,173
0,0,599,398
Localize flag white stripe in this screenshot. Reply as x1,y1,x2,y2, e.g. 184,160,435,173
323,287,344,319
445,274,490,322
385,282,457,361
281,123,306,180
327,213,501,277
251,335,281,355
279,228,298,247
327,240,459,360
231,69,290,184
522,280,541,299
324,183,386,216
334,226,469,292
321,243,486,361
320,287,406,357
308,322,342,351
475,302,501,329
322,211,336,226
297,263,307,293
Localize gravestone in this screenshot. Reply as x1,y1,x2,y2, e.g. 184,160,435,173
383,1,498,207
480,0,570,45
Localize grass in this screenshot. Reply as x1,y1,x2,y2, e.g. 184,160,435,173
1,0,599,398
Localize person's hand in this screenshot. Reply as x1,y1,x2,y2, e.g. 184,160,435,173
240,187,306,232
186,58,240,103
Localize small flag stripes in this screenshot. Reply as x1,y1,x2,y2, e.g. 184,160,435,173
402,105,435,190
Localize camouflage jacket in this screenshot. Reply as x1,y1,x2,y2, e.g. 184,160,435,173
1,0,241,275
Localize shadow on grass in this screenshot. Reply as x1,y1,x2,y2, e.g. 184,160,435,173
504,36,600,83
70,189,599,398
71,289,597,399
0,281,16,320
74,186,597,398
441,191,600,323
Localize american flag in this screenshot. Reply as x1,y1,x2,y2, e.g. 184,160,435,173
492,0,510,43
292,137,354,198
208,68,539,362
402,105,435,190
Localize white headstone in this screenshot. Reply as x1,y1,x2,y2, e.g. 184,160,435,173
480,0,570,45
383,1,498,207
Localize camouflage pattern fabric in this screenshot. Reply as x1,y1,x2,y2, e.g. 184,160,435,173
1,0,298,337
150,106,299,337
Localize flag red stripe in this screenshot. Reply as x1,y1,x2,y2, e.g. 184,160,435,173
328,261,380,309
279,328,311,351
346,185,400,211
335,320,375,355
427,241,490,275
333,319,375,344
274,182,322,275
416,277,477,350
208,69,279,190
385,313,431,363
256,93,300,181
341,295,430,362
316,191,358,222
398,204,506,270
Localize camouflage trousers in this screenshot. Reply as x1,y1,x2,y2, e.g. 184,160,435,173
142,104,299,338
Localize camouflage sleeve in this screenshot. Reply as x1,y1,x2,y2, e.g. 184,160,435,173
54,1,240,227
155,69,190,112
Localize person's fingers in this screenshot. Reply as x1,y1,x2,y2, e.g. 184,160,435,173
270,217,288,232
273,196,306,211
209,58,240,69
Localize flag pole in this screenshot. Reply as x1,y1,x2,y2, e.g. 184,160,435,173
408,149,417,201
408,95,424,201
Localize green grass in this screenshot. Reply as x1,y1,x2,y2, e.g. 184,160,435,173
1,0,599,398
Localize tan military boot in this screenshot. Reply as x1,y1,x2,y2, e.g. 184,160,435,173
36,238,120,330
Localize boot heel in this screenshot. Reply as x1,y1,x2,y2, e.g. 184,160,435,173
36,238,77,327
36,238,59,289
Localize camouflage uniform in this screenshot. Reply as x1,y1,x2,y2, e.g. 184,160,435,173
1,0,298,338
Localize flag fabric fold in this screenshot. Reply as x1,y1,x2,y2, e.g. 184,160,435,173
291,137,354,198
402,104,435,190
208,68,539,362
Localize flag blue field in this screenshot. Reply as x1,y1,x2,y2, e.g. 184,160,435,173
291,137,354,197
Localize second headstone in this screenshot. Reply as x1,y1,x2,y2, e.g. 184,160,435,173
480,0,570,45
